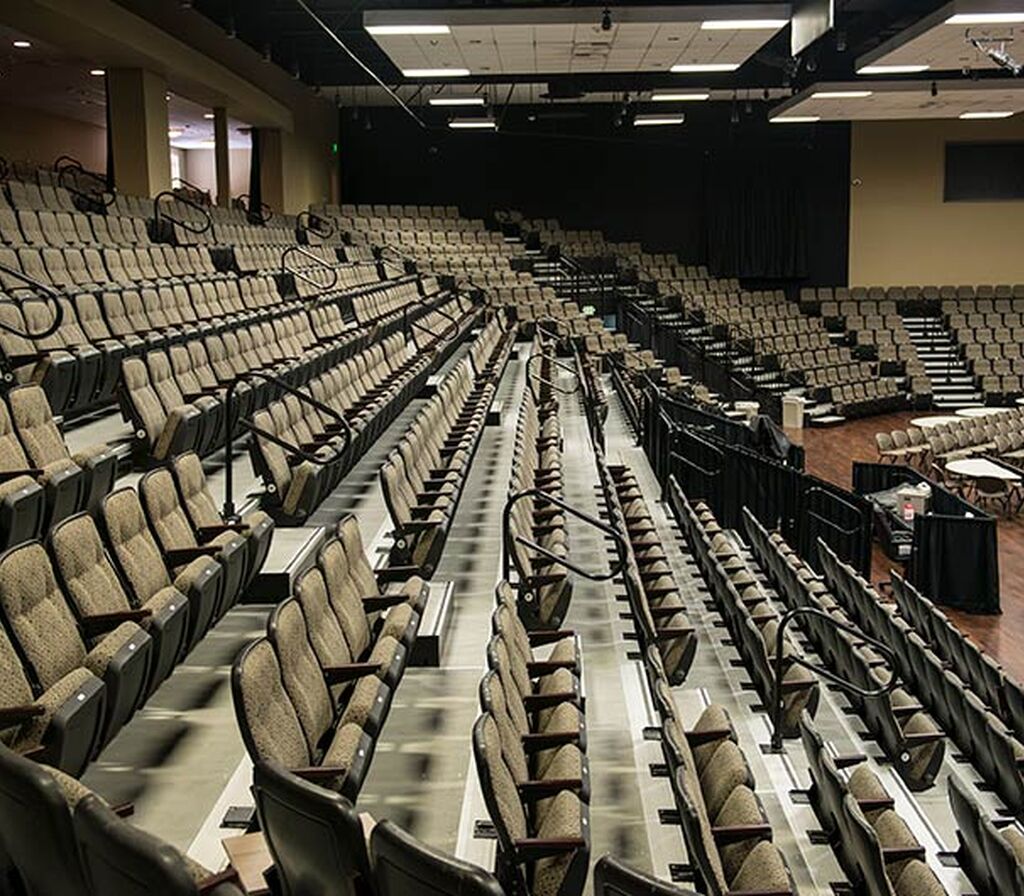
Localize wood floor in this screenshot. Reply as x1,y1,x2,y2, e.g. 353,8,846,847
789,411,1024,682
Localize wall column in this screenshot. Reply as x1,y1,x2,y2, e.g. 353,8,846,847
106,67,171,197
213,106,231,207
259,128,284,213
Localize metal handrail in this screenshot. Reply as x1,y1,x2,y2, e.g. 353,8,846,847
502,488,629,584
769,606,899,750
526,351,580,401
173,178,212,206
236,194,273,225
281,245,340,293
0,262,65,339
54,156,115,208
403,300,458,346
804,487,865,537
297,210,336,241
221,371,353,520
153,190,212,235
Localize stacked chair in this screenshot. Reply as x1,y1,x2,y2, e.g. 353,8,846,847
380,326,509,575
231,516,423,801
799,714,948,896
0,743,244,896
745,515,945,791
676,494,819,738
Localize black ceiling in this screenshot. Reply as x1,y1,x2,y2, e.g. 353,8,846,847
190,0,961,94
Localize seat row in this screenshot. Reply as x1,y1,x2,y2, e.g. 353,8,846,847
506,340,573,631
949,774,1024,896
251,332,435,522
744,516,945,790
675,492,819,739
232,516,425,801
800,713,948,896
599,458,697,685
380,326,508,576
0,450,270,776
474,581,590,896
0,205,152,250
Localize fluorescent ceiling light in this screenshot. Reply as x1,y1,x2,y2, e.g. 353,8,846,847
671,63,741,73
946,13,1024,25
857,64,930,74
403,68,471,78
366,24,451,35
770,115,821,123
448,118,496,129
12,40,31,49
812,90,873,99
89,68,105,77
167,128,184,138
429,97,486,106
634,114,685,126
203,112,216,119
960,110,1015,119
701,19,788,30
651,92,710,101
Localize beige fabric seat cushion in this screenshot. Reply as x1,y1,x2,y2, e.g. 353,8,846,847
17,667,95,750
378,602,415,643
532,790,583,896
321,721,368,790
0,475,35,499
700,740,751,818
730,841,790,892
716,785,766,880
173,556,218,593
893,859,945,896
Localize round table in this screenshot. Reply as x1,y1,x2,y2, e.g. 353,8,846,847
956,407,1012,418
910,415,964,429
945,458,1022,481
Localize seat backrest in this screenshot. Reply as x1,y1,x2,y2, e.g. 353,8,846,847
593,855,695,896
74,793,244,896
49,512,132,617
0,541,85,689
99,487,173,604
7,385,71,467
372,819,505,896
139,469,199,552
0,744,92,896
253,759,373,896
170,451,223,529
0,397,32,472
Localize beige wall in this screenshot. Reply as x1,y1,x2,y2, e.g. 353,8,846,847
0,103,106,172
849,118,1024,286
182,148,250,204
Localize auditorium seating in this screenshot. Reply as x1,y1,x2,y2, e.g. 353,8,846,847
948,775,1024,896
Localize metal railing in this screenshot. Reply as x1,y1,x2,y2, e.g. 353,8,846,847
502,488,629,585
172,178,212,206
153,190,212,235
768,606,899,751
236,194,273,225
526,351,580,402
0,262,65,340
281,245,340,293
221,371,353,520
54,156,115,209
402,299,459,346
297,210,336,242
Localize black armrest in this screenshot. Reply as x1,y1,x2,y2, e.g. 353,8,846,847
517,779,583,799
513,838,586,862
376,565,421,584
526,660,576,675
81,608,151,636
324,662,382,684
362,594,408,611
527,629,575,646
686,727,733,747
523,692,577,711
0,704,46,725
165,546,221,565
712,824,773,845
521,731,580,751
196,524,249,540
0,468,43,482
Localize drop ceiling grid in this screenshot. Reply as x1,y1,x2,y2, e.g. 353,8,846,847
871,22,1023,70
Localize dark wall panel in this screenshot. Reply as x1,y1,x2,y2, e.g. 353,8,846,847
339,107,850,286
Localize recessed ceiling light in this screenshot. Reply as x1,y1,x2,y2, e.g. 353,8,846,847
634,114,685,126
812,90,873,99
960,110,1015,119
89,68,105,77
403,68,471,78
651,92,710,101
448,118,496,129
857,64,930,75
770,115,821,123
204,112,216,119
167,128,184,138
671,63,741,73
429,97,486,106
701,19,788,30
12,40,31,49
947,13,1024,25
366,24,451,35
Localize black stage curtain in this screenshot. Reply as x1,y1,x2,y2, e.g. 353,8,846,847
248,127,263,223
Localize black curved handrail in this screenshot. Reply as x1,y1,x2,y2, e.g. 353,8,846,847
297,210,336,242
0,156,9,183
54,156,115,208
0,262,65,340
402,300,459,346
769,606,899,751
153,190,212,235
222,370,353,520
173,178,212,206
236,194,273,226
526,351,580,402
502,488,629,586
281,245,340,293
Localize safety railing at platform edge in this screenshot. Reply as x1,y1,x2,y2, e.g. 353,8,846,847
54,155,116,209
281,245,340,294
0,262,66,351
296,210,336,243
153,190,212,236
